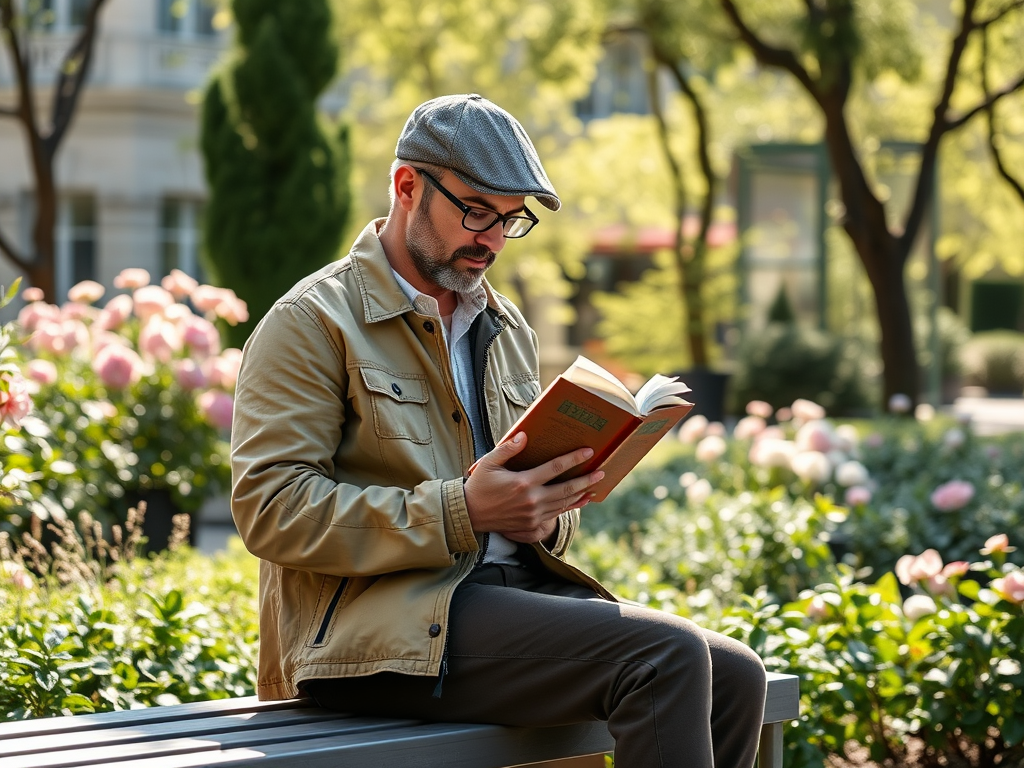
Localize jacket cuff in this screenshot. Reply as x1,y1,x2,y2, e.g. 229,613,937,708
548,508,578,558
442,478,479,555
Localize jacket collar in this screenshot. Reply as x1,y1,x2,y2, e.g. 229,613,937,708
349,219,519,329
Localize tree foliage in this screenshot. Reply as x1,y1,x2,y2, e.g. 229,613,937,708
201,0,351,347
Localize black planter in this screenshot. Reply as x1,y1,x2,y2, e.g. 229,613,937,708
672,369,731,424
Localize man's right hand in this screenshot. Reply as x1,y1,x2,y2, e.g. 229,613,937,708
463,432,604,544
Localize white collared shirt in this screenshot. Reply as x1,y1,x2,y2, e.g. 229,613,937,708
391,269,519,564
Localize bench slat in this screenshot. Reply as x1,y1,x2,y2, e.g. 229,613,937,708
763,672,799,722
1,710,348,758
82,721,617,768
0,717,420,768
0,697,298,739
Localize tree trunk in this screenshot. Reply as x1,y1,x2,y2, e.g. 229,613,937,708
29,155,58,299
820,100,920,408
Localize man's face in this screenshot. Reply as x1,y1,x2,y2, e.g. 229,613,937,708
405,172,526,294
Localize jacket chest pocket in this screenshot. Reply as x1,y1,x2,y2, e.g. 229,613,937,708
359,366,432,444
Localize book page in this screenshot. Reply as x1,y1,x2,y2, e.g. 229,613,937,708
562,356,640,417
634,374,691,415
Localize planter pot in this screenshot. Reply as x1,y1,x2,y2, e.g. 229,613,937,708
672,369,731,424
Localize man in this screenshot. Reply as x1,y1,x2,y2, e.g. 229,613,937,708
231,93,766,767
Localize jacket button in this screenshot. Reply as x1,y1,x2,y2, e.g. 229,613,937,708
423,321,435,333
452,411,461,423
391,383,402,396
428,623,442,637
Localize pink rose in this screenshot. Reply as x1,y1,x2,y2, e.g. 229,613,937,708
2,562,34,591
203,348,242,390
695,435,727,462
92,345,144,389
796,421,834,453
139,317,183,363
941,561,970,578
183,315,221,357
161,269,199,299
132,285,175,320
26,359,58,386
844,486,872,507
198,390,234,431
174,359,208,390
791,398,826,422
775,407,793,422
61,301,96,321
990,571,1024,604
733,415,766,440
113,268,150,289
215,295,249,326
0,373,33,427
790,451,832,484
30,319,88,356
677,414,708,444
191,285,232,314
745,400,774,419
806,594,829,620
980,534,1016,555
930,480,975,512
749,438,796,469
21,286,45,302
96,294,134,330
17,301,60,333
895,549,943,586
903,594,937,621
67,279,105,304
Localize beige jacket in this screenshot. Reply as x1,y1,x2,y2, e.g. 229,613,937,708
231,221,612,700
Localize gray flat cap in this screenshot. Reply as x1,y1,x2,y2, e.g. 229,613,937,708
396,94,561,212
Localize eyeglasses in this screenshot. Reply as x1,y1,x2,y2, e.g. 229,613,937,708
416,168,539,238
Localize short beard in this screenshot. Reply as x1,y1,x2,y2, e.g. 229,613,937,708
407,216,495,294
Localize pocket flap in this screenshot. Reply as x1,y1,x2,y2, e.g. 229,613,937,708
360,367,429,403
501,378,541,408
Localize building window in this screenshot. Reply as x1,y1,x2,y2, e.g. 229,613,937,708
157,0,219,38
160,198,205,281
56,194,96,300
31,0,91,31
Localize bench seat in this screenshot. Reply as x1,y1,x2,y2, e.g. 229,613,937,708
0,672,799,768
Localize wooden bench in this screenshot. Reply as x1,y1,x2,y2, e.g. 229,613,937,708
0,672,798,768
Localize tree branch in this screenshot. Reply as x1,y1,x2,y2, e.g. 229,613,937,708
981,29,1024,203
898,0,978,253
0,105,17,118
976,0,1024,29
0,224,30,272
0,0,42,139
943,70,1024,132
661,56,716,243
44,0,108,152
718,0,819,98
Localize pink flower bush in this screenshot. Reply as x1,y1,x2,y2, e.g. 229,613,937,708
113,268,151,289
26,359,58,386
895,549,943,586
981,534,1015,555
67,279,105,304
745,400,774,419
97,294,134,330
990,571,1024,604
92,345,144,389
834,460,869,487
198,390,234,431
733,415,766,440
695,435,727,462
790,451,831,484
844,486,872,507
0,372,33,427
677,414,708,444
903,594,937,621
930,480,975,512
791,398,826,422
161,268,199,299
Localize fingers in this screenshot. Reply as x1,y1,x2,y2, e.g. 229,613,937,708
481,431,528,469
533,445,597,484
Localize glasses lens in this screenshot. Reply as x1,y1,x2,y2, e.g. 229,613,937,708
462,209,500,232
503,217,535,238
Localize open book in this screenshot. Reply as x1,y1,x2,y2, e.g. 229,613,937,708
475,356,694,502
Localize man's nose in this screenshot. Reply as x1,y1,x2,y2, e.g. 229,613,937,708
475,223,507,253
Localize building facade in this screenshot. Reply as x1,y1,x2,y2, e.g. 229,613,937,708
0,0,225,313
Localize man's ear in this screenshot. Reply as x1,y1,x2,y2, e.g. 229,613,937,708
393,164,419,212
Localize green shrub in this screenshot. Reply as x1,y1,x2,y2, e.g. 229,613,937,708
960,330,1024,394
730,323,873,415
0,513,258,720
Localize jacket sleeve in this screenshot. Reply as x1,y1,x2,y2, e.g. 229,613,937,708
230,300,478,579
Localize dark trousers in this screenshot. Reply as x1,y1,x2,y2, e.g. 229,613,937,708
302,558,767,768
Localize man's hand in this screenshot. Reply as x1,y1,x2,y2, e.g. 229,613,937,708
463,432,604,544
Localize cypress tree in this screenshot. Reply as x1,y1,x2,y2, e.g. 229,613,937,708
200,0,350,347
